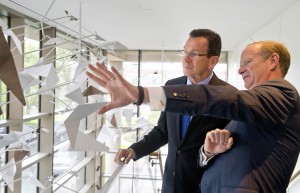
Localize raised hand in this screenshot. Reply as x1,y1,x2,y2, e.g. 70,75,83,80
86,62,139,114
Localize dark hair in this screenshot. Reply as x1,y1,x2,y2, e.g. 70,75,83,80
189,29,222,57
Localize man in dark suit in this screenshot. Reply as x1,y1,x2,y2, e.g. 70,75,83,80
87,41,300,193
112,29,230,193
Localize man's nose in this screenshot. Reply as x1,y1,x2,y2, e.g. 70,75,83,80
238,66,244,74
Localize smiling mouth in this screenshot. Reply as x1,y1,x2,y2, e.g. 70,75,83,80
243,75,250,80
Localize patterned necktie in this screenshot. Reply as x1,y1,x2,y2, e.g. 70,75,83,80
181,115,191,139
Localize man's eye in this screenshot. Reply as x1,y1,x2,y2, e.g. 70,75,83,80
244,60,251,66
191,53,197,57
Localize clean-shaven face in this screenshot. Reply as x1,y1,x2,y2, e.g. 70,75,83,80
239,44,272,89
182,37,216,82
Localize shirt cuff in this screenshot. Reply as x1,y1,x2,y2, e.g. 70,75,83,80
148,87,166,111
199,145,215,167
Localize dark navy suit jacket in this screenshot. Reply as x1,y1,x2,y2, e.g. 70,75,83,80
163,79,300,193
130,73,230,193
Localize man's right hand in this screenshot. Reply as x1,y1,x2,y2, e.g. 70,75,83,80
204,128,233,157
114,148,136,164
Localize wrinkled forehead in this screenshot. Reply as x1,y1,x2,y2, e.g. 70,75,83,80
241,44,261,58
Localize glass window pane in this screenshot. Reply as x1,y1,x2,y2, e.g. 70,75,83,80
23,120,39,154
23,27,40,116
54,169,85,193
24,37,40,68
0,81,7,120
53,151,85,178
22,164,38,193
54,112,70,144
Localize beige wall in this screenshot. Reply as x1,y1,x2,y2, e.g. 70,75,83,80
227,1,300,91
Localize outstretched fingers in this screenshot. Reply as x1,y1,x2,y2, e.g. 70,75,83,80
86,64,107,87
95,63,116,81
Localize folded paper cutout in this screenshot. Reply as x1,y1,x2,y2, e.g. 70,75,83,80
0,27,26,105
82,86,107,96
0,132,20,149
64,102,109,152
0,158,16,191
106,110,122,128
3,29,22,54
123,109,134,127
13,150,30,162
65,87,85,104
97,125,119,144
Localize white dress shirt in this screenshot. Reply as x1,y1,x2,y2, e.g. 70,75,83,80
148,73,213,111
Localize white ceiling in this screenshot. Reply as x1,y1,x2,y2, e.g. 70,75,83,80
1,0,300,51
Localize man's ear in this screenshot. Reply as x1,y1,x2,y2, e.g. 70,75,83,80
209,56,219,69
270,53,280,71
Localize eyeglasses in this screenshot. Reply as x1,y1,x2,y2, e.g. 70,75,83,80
178,50,209,58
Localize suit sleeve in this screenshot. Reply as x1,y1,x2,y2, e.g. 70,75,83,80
163,80,297,129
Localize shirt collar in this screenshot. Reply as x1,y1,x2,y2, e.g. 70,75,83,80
186,73,213,85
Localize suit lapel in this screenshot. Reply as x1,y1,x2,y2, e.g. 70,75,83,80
176,114,182,143
173,76,188,144
178,73,223,145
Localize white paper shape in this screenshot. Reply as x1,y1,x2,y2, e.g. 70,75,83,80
95,34,104,41
69,131,109,152
0,158,16,191
7,138,31,152
0,132,20,148
74,57,89,80
97,125,119,144
123,109,133,127
106,110,122,128
38,65,59,92
18,71,42,89
132,117,154,130
98,41,117,49
43,37,65,46
73,70,88,86
35,57,44,65
3,29,22,54
22,166,45,190
41,128,50,133
26,175,45,190
23,63,58,92
99,163,125,193
64,102,109,152
65,87,85,104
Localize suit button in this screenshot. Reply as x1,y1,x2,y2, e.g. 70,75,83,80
172,172,175,176
177,150,181,154
172,92,178,97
